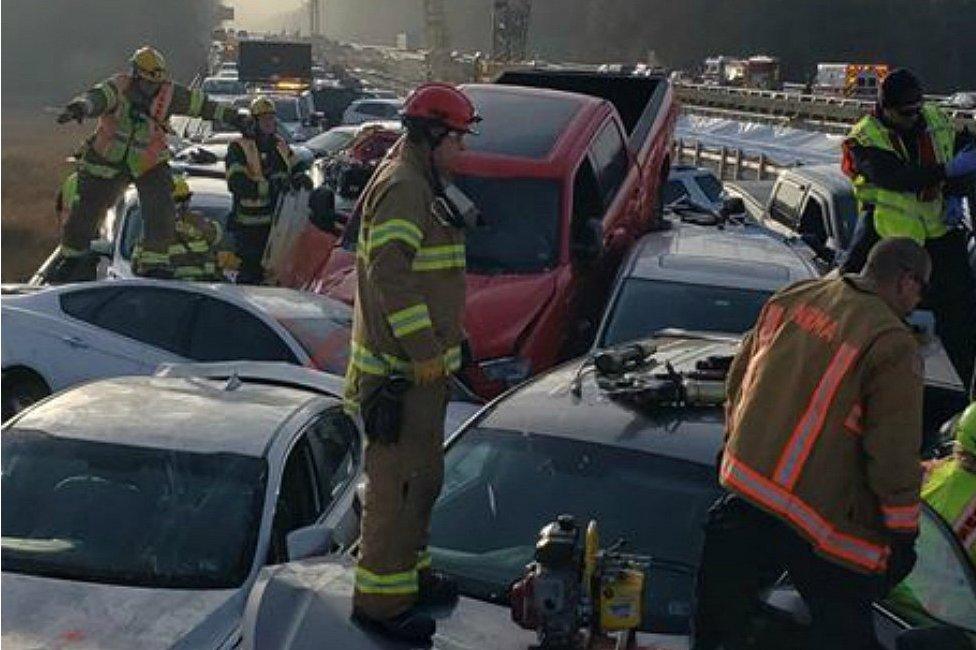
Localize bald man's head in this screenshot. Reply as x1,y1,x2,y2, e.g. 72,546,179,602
861,238,931,317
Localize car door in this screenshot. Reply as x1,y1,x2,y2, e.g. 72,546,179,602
48,285,196,386
304,409,363,548
185,296,300,364
267,434,323,564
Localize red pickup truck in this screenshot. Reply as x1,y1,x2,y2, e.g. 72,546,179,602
307,70,678,398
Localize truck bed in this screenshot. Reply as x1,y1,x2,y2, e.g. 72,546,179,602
495,70,670,151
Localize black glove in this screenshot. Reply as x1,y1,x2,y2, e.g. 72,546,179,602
57,101,86,124
886,533,918,590
290,172,313,191
361,376,411,445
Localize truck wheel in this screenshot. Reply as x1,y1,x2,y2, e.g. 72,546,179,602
2,369,50,421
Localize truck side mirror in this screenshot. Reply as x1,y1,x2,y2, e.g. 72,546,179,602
720,196,746,217
308,187,338,234
572,218,603,262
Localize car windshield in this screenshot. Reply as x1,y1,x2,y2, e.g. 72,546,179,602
305,129,355,156
600,279,771,347
122,200,231,260
277,316,351,374
428,427,721,632
1,428,266,589
202,79,244,95
456,175,562,274
695,174,723,203
275,99,300,122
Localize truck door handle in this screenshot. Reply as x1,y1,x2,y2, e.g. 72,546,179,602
61,335,90,349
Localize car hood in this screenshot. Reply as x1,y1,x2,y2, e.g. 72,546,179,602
463,272,558,360
1,572,243,649
243,557,687,650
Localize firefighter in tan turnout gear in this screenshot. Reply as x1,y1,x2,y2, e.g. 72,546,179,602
44,46,240,282
345,83,480,643
692,238,931,650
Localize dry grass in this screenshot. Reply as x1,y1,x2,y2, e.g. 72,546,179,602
1,110,91,282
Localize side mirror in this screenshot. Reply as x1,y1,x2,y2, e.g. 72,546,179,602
285,523,333,561
308,187,338,234
572,218,603,262
720,196,746,217
89,239,113,258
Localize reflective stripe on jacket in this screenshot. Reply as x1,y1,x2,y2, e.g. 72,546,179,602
723,276,924,573
846,104,956,243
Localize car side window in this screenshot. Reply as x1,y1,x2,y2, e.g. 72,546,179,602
269,437,321,563
885,506,976,630
588,120,630,206
572,158,603,224
187,297,298,363
305,408,360,508
87,287,197,355
769,179,805,229
59,287,119,322
799,194,829,246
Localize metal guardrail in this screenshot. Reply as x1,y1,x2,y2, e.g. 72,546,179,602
672,137,788,181
675,83,976,131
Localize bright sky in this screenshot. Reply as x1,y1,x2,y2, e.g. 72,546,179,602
226,0,304,30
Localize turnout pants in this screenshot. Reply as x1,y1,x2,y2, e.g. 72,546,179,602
354,379,447,620
692,494,888,650
233,222,272,285
62,163,176,255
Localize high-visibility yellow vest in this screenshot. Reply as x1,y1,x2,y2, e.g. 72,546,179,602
847,104,956,244
923,459,976,563
90,74,174,177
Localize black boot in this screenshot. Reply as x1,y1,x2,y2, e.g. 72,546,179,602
352,607,435,643
419,570,459,607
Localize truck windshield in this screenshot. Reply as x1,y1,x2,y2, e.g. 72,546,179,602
1,428,266,589
456,176,561,274
428,427,720,632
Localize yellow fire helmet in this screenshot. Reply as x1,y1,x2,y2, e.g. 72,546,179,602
250,96,276,118
172,175,192,203
131,46,168,83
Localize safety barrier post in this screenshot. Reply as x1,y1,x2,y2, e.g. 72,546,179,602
693,140,703,167
733,148,743,180
718,146,728,179
757,153,767,180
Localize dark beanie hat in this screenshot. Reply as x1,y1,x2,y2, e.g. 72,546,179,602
879,68,923,108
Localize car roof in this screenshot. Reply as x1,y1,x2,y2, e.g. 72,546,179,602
780,164,852,194
9,375,327,457
350,98,401,106
624,219,817,291
472,334,734,466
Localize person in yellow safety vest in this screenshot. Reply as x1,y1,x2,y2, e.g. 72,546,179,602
133,175,234,282
923,402,976,563
42,46,242,283
692,238,932,650
346,83,480,644
225,96,309,284
839,68,976,389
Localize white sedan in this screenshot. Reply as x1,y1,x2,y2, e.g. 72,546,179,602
1,368,362,649
1,280,352,420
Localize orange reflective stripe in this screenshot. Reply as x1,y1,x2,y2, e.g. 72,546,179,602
758,303,785,345
138,81,174,172
844,402,864,435
774,342,859,489
880,503,920,531
722,452,888,572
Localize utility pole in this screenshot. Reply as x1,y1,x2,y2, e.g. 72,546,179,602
424,0,450,80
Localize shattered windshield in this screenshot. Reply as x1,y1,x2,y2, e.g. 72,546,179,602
428,427,721,632
456,175,562,274
2,428,266,589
